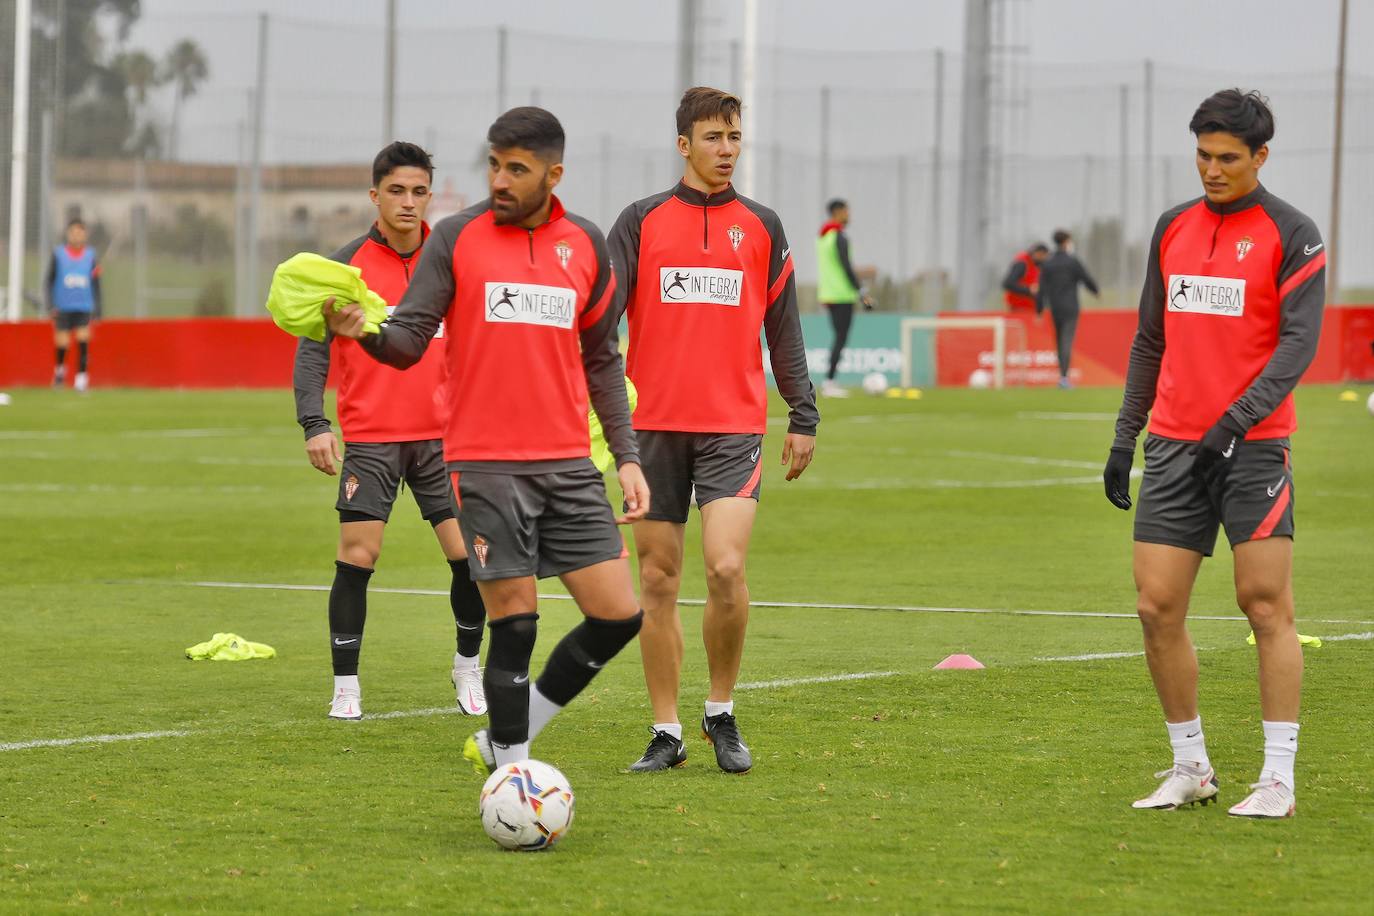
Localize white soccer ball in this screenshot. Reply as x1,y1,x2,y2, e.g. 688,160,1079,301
861,371,889,396
968,368,993,390
478,759,575,851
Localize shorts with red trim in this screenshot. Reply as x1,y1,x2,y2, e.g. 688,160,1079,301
448,462,625,581
636,430,764,524
1134,434,1294,557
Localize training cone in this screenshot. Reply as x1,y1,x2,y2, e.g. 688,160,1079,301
904,388,923,400
1338,389,1358,402
933,653,985,670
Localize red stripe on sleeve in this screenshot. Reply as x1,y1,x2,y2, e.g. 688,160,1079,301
1252,482,1291,540
767,256,795,305
579,269,617,329
1277,251,1325,301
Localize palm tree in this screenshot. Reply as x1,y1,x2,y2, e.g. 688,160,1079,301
161,39,209,161
112,49,162,155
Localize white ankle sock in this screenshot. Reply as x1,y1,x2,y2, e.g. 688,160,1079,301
1166,716,1210,770
334,674,359,694
492,739,530,767
527,687,562,742
654,722,683,740
453,651,479,671
705,699,734,719
1260,720,1299,789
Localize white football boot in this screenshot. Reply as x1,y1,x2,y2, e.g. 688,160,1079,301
328,686,363,720
820,379,849,398
452,662,487,716
1132,764,1219,810
1228,780,1295,819
74,372,89,392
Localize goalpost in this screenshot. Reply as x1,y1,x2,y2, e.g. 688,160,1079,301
898,316,1027,389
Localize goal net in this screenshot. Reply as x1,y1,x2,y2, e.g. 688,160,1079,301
899,316,1031,389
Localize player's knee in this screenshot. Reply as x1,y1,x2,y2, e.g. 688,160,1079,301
1238,592,1291,634
1135,592,1184,632
639,558,682,597
704,554,747,593
338,542,380,568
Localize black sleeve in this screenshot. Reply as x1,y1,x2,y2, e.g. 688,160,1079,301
606,203,641,321
1001,260,1032,297
836,231,862,291
44,254,56,311
360,214,466,368
1113,211,1177,450
293,334,334,440
569,214,638,467
756,215,819,436
1077,257,1099,297
90,266,101,317
1225,208,1326,432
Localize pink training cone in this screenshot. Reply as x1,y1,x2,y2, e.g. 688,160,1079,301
933,654,985,670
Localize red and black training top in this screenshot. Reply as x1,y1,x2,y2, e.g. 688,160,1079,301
1114,184,1326,447
608,181,818,437
359,196,636,471
293,222,448,443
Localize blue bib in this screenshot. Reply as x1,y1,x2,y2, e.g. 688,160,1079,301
52,246,96,313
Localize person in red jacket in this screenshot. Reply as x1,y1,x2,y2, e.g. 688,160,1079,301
324,108,648,775
1001,242,1048,315
1105,90,1325,819
608,87,819,774
294,142,487,721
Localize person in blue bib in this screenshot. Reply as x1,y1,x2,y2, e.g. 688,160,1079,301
46,218,102,391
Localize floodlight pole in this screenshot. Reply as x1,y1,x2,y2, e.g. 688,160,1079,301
243,12,268,317
955,0,991,312
737,0,758,198
382,0,396,144
7,0,33,322
1328,0,1348,304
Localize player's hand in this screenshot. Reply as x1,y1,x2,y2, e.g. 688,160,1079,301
861,293,875,311
321,297,370,340
616,461,650,524
305,431,342,476
1103,447,1134,510
1190,415,1245,488
781,433,815,481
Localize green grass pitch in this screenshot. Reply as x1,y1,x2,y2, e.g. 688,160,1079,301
1,383,1371,913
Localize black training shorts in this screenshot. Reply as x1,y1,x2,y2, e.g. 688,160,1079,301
636,430,765,524
336,439,455,524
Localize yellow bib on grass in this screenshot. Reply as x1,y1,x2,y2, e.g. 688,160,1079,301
186,633,277,661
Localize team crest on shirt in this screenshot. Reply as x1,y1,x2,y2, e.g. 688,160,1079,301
554,240,573,268
344,475,360,501
727,224,745,251
473,535,490,569
1235,236,1254,262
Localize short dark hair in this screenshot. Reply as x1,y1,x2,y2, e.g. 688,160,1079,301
676,86,742,139
487,107,565,163
1052,230,1071,247
827,199,848,215
66,217,86,230
1030,242,1049,254
372,141,434,187
1189,89,1274,154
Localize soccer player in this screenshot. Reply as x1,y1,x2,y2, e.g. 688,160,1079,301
1035,229,1099,389
323,108,648,772
816,198,873,398
1000,242,1048,318
1105,90,1325,818
46,218,101,391
608,87,819,774
294,141,488,721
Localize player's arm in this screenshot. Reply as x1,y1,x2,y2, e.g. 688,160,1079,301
1001,259,1032,297
44,253,56,314
836,231,865,296
1224,219,1326,431
606,203,642,321
90,260,102,319
761,221,818,481
293,334,341,475
1078,258,1100,297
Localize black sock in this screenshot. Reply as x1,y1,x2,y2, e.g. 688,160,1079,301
55,346,67,370
77,341,89,373
449,559,486,658
535,611,644,707
329,560,373,676
484,612,538,746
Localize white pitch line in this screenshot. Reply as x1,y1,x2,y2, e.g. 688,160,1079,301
1016,411,1118,421
0,729,191,752
1035,651,1144,662
179,581,1372,625
1322,631,1374,642
736,671,899,690
944,449,1105,470
0,431,75,440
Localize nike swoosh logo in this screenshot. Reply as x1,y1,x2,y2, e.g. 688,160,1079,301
457,622,481,631
588,661,604,669
780,247,790,261
1221,439,1235,459
512,674,529,684
1185,732,1200,739
1304,243,1323,256
333,638,358,646
1267,478,1285,497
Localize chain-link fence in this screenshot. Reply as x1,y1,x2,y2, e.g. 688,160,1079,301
3,2,1371,319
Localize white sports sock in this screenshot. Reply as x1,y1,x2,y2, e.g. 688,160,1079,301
492,740,530,767
527,686,562,742
333,674,360,694
453,651,479,671
1260,720,1299,789
1166,716,1210,770
654,722,683,741
704,699,734,719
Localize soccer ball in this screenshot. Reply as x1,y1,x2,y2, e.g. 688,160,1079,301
968,368,993,390
478,760,575,851
861,372,889,396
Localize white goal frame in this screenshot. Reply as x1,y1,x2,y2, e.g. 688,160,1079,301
899,316,1027,390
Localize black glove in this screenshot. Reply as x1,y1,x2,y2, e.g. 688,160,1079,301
1190,414,1246,487
1103,447,1134,510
